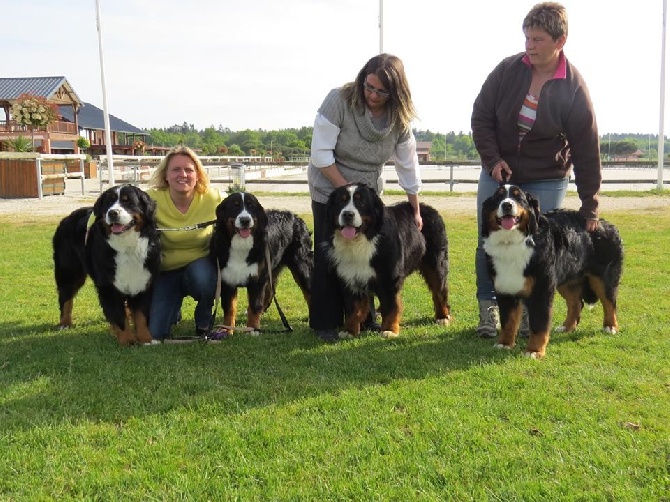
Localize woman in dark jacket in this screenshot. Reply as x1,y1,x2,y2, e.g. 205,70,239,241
471,1,603,338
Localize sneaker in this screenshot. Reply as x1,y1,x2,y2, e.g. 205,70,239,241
519,305,530,338
477,300,499,339
314,329,339,343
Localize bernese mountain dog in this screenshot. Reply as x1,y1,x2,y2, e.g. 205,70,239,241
209,191,313,332
53,185,161,346
482,184,623,358
323,183,452,338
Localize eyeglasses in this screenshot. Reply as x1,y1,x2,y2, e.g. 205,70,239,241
363,80,390,99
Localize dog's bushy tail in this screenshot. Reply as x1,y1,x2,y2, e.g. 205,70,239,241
419,203,449,275
583,219,624,306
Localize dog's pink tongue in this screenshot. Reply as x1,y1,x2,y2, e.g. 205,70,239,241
238,228,251,238
111,223,126,233
501,216,516,230
341,226,357,240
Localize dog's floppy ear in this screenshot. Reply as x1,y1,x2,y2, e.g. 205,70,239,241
324,188,341,236
215,196,228,221
250,193,268,229
481,195,495,238
138,188,157,223
525,191,541,234
92,190,106,220
368,185,385,233
526,191,541,216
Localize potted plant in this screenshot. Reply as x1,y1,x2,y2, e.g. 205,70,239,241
4,135,33,152
75,137,96,178
76,136,90,151
10,94,60,151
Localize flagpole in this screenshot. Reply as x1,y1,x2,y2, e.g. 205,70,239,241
659,0,667,190
378,0,384,53
95,0,115,185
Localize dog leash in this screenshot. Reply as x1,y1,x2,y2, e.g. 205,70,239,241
263,244,293,333
166,244,293,343
206,245,293,336
156,219,217,232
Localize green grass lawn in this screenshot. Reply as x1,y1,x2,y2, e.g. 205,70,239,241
1,195,669,500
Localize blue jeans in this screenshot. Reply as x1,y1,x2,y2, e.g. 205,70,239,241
149,257,218,340
475,169,569,301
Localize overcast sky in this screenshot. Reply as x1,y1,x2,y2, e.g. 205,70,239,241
4,0,668,135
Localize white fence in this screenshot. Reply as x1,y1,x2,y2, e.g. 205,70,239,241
96,155,307,190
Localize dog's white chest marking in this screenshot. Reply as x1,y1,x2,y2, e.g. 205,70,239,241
328,235,378,290
483,229,534,295
222,235,259,285
109,232,152,295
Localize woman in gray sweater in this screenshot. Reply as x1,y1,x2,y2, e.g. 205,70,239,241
307,53,422,342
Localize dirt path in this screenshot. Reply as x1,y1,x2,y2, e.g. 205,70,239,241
1,188,667,220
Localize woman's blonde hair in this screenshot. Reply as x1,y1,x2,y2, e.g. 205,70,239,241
523,2,568,41
342,53,418,130
149,145,210,194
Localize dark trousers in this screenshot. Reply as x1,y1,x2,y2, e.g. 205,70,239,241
309,200,344,330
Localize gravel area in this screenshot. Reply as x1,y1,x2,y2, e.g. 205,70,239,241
0,178,667,220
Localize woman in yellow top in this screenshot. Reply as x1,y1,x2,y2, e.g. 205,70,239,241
147,145,223,341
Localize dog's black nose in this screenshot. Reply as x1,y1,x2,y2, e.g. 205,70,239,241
107,208,120,221
501,201,513,214
239,216,251,227
341,210,355,224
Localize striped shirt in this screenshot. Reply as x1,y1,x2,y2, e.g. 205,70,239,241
518,93,538,142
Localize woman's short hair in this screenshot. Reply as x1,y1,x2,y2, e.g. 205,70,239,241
149,145,210,193
343,53,418,130
523,2,568,40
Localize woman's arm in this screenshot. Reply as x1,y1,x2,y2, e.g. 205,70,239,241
394,132,423,230
310,113,347,188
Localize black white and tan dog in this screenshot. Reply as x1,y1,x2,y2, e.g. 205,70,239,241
323,183,452,338
482,184,623,358
209,191,313,331
53,184,161,346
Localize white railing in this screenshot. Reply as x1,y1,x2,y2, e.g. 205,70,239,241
96,155,307,189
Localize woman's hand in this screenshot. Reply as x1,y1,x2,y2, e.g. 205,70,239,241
414,212,423,231
585,219,599,232
406,193,423,230
491,160,513,183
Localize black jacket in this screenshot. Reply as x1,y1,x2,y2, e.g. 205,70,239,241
472,52,601,218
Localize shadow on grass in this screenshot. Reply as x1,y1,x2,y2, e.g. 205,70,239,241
0,316,512,431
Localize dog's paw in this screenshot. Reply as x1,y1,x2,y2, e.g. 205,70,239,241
380,330,399,339
493,343,513,350
435,316,451,327
338,330,354,340
554,325,567,333
523,351,544,359
603,326,618,334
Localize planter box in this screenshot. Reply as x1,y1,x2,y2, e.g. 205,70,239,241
34,160,67,196
0,153,83,199
64,159,97,179
85,161,97,179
